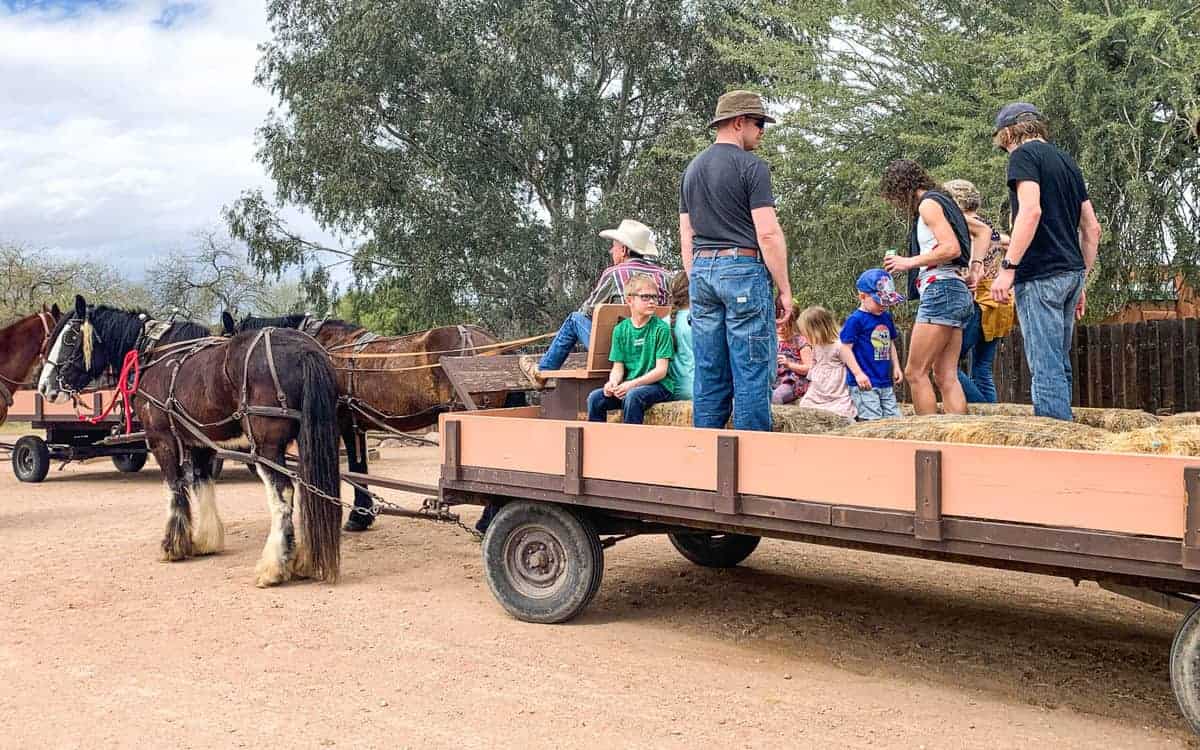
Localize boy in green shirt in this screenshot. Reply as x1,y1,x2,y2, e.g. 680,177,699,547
586,275,676,423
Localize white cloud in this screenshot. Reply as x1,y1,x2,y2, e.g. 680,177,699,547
0,0,342,276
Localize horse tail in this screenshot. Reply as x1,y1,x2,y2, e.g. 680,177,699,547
297,349,342,581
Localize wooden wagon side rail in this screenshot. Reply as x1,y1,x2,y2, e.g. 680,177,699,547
438,412,1200,593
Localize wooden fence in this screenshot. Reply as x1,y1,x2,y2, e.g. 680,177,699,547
896,318,1200,414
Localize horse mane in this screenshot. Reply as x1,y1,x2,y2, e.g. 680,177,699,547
239,313,307,331
87,306,211,363
238,314,363,336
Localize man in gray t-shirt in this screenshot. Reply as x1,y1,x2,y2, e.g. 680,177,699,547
680,90,793,432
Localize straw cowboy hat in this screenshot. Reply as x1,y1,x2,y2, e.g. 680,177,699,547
708,89,777,128
598,219,659,258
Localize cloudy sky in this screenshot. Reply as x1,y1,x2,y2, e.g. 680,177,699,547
0,0,336,276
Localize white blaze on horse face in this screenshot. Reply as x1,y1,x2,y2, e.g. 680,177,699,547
37,326,68,403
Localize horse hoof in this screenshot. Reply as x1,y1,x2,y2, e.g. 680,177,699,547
255,558,291,588
160,538,193,562
343,514,374,533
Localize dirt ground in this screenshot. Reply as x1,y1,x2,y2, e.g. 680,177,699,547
1,441,1198,749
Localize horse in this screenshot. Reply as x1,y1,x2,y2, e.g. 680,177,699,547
0,304,60,425
39,296,343,587
223,312,508,531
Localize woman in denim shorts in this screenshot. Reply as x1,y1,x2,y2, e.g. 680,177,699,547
880,160,973,415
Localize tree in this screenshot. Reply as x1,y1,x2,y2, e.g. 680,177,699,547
0,241,153,322
727,0,1200,321
144,228,306,323
227,0,755,335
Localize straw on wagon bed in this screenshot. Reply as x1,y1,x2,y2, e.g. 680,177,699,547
833,414,1111,450
608,400,852,434
900,402,1160,431
1103,425,1200,457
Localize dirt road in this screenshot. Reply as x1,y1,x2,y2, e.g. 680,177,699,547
1,444,1196,748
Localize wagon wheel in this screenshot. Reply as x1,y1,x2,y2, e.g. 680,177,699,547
482,502,603,624
11,435,51,483
1170,601,1200,734
668,531,761,568
112,451,148,473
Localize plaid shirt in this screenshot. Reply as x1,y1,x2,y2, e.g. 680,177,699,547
577,259,672,317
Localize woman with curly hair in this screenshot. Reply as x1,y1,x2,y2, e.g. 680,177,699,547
880,159,973,415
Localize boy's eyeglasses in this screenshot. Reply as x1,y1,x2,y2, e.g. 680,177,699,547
627,293,658,302
749,118,766,130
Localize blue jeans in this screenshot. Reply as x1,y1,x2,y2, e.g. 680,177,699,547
1014,270,1085,421
849,386,900,420
689,256,775,431
539,311,591,371
587,383,673,424
957,304,1001,403
915,278,974,328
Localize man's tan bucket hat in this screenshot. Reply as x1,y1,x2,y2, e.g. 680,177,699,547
708,89,777,128
598,219,658,258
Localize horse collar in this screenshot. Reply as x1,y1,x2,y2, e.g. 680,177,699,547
139,319,173,353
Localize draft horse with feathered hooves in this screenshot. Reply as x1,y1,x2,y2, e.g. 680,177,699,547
224,312,510,531
0,304,60,425
39,296,343,587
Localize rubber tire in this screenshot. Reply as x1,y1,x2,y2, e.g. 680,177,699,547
112,452,148,473
12,435,51,483
482,502,604,624
668,531,761,568
1170,602,1200,734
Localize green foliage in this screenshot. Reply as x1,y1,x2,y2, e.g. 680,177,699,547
729,0,1200,321
228,0,752,335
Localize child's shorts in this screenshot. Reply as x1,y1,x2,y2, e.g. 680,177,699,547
850,386,900,421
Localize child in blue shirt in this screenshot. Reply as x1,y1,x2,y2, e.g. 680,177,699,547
840,269,905,420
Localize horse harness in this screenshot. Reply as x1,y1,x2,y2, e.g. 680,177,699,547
131,323,302,464
0,310,55,408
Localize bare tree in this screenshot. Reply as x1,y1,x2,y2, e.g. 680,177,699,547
146,228,305,322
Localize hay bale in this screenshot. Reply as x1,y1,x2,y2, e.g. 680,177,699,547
1102,425,1200,457
1162,412,1200,427
770,403,855,434
967,403,1035,417
608,400,851,434
832,414,1110,451
899,401,1156,431
1071,407,1159,431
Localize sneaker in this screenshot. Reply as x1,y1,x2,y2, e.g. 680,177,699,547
518,355,547,389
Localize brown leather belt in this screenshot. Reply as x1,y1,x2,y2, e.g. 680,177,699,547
694,248,761,259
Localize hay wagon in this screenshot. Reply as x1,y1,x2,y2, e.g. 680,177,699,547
337,302,1200,732
424,404,1200,732
3,389,150,483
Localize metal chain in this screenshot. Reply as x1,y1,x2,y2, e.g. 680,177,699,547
342,475,483,542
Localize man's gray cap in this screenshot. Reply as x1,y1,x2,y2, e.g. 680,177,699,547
994,102,1044,132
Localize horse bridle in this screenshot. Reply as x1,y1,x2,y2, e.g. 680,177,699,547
0,310,55,407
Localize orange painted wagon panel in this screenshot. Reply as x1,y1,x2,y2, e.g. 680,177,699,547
443,415,566,476
737,432,1191,538
444,411,1196,539
8,389,108,419
736,431,913,511
579,422,717,491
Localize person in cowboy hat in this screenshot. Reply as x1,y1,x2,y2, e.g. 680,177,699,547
522,218,672,383
679,89,794,432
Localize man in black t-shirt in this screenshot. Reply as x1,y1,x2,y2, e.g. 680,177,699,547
679,90,793,431
989,103,1102,420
